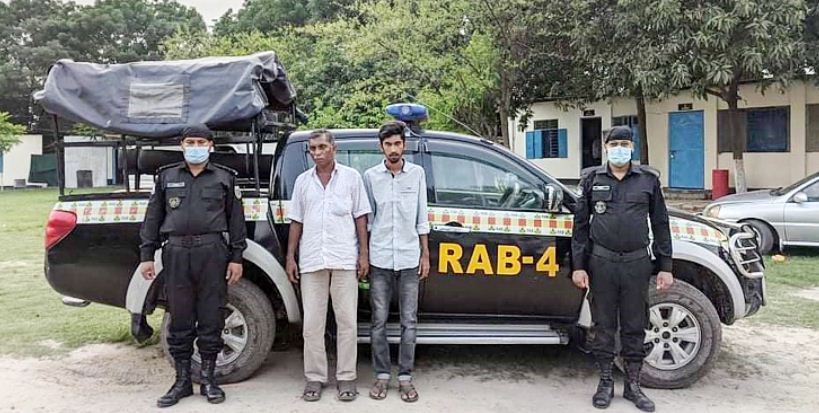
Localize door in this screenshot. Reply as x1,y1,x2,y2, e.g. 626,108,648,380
421,140,581,319
669,111,704,189
581,117,602,169
783,178,819,244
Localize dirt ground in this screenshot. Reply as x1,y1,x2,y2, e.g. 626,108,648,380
2,320,818,413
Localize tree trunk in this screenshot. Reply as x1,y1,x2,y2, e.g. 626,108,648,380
498,73,512,147
726,81,747,193
636,93,649,164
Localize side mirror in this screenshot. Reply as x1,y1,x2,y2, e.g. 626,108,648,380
544,184,564,212
793,192,808,204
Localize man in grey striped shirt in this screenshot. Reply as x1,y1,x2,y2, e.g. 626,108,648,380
362,121,430,403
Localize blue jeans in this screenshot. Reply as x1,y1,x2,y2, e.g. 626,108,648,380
369,266,419,381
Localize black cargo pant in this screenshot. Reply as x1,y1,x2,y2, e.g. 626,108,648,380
163,234,228,362
588,245,652,363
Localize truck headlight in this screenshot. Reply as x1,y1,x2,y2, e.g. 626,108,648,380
705,205,721,218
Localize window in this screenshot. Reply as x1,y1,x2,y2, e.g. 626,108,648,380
808,104,819,152
800,178,819,202
746,107,789,152
718,106,789,153
533,119,558,130
430,150,544,210
611,115,641,160
526,119,566,159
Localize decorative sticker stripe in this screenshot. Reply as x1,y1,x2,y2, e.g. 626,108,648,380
272,201,726,245
54,198,270,223
58,198,727,246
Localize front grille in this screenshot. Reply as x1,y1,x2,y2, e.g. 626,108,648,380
729,227,764,279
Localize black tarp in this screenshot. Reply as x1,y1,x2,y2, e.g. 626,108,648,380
33,52,297,138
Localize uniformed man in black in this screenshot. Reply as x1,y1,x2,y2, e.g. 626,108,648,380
139,124,247,408
571,126,674,412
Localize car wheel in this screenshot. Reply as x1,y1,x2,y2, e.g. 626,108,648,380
744,220,775,255
160,278,276,384
634,278,722,389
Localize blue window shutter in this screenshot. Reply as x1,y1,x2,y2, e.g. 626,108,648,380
525,131,535,159
631,126,640,160
0,152,4,173
534,130,544,158
557,129,568,158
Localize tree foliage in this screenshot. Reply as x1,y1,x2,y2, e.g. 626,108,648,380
0,112,26,153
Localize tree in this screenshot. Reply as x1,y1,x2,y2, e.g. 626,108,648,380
0,111,26,153
561,0,684,165
214,0,356,36
668,0,807,192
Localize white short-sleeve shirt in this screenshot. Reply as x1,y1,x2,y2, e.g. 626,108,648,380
287,162,371,274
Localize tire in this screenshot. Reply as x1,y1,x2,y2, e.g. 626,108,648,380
161,278,276,384
744,219,775,255
635,277,722,389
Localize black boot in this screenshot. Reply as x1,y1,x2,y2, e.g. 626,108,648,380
157,359,193,408
200,359,226,404
592,359,615,409
623,362,655,412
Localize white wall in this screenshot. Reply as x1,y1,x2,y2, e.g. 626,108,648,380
0,135,42,187
512,80,819,189
64,136,113,188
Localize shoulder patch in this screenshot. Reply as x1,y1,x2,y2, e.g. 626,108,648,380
638,165,660,177
156,161,184,174
580,165,604,178
211,162,239,176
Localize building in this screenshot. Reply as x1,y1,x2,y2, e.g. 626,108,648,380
0,135,43,189
509,80,819,190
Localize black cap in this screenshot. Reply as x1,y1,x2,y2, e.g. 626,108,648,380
605,126,633,143
181,124,214,140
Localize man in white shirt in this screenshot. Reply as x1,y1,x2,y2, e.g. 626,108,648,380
285,129,371,402
363,121,430,403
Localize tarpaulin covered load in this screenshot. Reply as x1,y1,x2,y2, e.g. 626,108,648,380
33,51,297,138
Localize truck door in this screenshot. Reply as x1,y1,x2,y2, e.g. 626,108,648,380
420,140,581,319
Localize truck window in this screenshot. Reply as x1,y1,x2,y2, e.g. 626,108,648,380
430,149,544,211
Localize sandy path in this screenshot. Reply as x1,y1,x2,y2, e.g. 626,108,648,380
2,320,817,413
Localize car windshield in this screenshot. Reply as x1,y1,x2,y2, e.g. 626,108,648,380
772,172,819,195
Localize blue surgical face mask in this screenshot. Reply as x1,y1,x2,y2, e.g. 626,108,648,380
184,146,210,164
607,146,633,167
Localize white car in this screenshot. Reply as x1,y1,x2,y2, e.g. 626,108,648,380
703,172,819,254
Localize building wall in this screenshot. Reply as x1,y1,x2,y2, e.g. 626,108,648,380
0,135,42,187
64,136,114,188
512,80,819,189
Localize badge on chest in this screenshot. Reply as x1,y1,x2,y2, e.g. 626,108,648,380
168,197,181,209
592,184,611,214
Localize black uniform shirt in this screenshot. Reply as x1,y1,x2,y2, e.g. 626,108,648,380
571,164,673,273
139,161,247,263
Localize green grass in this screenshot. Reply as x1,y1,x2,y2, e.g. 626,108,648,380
0,187,159,357
750,248,819,329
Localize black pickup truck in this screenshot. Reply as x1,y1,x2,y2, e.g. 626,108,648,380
43,104,765,389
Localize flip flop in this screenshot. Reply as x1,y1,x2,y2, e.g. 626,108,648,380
369,379,389,400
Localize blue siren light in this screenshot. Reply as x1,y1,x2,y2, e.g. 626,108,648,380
385,103,428,122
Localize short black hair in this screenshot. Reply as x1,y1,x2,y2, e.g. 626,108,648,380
308,129,335,145
378,121,406,143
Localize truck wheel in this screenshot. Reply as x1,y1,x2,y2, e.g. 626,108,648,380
160,278,276,384
637,278,722,389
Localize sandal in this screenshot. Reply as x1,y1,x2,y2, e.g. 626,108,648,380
302,381,323,402
369,379,389,400
399,380,419,403
337,380,358,402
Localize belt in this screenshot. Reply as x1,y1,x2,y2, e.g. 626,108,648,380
591,244,650,262
166,233,224,247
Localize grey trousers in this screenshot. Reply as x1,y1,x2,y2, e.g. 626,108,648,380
300,269,358,383
369,266,420,381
